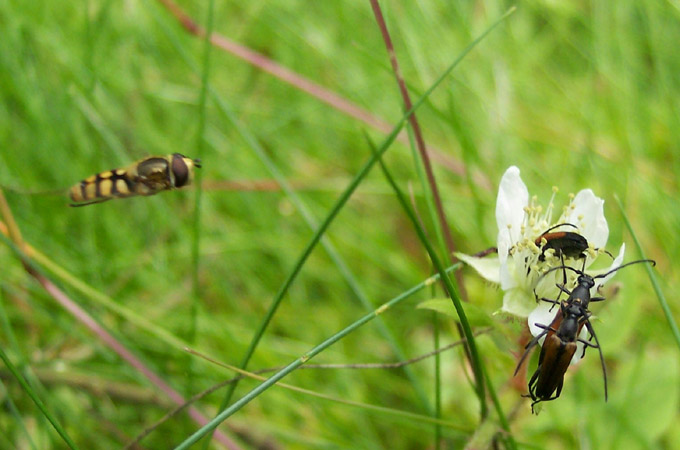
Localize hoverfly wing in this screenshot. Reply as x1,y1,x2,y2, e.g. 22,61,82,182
134,157,172,194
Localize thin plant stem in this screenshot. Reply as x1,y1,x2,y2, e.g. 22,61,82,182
191,349,471,432
368,0,456,260
368,2,480,400
433,310,442,449
189,0,214,346
187,0,214,418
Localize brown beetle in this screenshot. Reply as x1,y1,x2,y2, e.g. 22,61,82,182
516,258,656,413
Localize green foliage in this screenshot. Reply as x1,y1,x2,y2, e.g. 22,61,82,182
0,0,678,448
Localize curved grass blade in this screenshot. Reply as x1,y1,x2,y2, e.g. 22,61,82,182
174,8,515,447
0,347,78,449
615,196,680,351
365,135,486,418
149,6,438,422
173,261,461,450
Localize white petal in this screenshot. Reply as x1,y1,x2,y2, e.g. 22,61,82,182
593,243,625,289
496,230,511,265
528,301,558,338
501,288,535,317
495,166,529,262
499,257,515,290
500,252,525,290
455,253,501,284
564,189,609,249
570,327,591,365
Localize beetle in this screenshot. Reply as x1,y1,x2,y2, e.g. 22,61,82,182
483,223,607,264
535,223,612,262
535,223,587,261
515,257,656,413
69,153,201,206
516,290,603,413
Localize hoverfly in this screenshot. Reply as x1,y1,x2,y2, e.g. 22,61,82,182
69,153,201,206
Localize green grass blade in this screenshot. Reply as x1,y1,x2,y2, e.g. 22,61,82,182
0,289,38,450
208,95,433,413
173,262,461,449
193,356,472,432
187,0,214,416
616,196,680,351
0,347,78,449
189,0,215,346
432,310,442,449
365,135,488,418
191,4,215,444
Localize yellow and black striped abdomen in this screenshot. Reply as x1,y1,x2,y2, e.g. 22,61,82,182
69,169,135,205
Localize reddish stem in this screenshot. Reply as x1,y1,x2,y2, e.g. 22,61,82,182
155,0,467,176
367,0,466,295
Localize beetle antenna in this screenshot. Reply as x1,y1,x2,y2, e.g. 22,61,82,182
537,264,582,283
514,327,550,376
538,223,579,235
584,319,608,401
598,248,614,260
592,259,656,281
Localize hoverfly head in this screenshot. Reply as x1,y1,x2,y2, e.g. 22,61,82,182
171,153,200,187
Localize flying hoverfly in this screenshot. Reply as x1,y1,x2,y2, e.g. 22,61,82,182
69,153,201,206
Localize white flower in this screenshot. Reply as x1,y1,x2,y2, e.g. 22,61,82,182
457,166,625,362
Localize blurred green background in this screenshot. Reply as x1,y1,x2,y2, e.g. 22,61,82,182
1,0,678,448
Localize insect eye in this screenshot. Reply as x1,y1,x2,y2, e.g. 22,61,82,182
172,154,190,187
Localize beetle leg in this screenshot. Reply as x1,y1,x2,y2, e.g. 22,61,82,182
539,297,560,310
527,366,541,401
556,284,572,297
577,331,595,357
534,323,558,333
577,336,598,348
553,377,564,400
